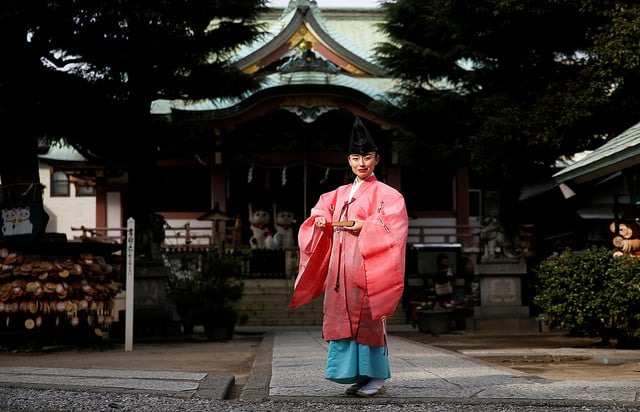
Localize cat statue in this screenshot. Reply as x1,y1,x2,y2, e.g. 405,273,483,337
1,208,17,236
272,208,295,249
248,204,275,249
14,206,33,235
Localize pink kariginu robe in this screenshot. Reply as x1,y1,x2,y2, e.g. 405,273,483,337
291,176,408,347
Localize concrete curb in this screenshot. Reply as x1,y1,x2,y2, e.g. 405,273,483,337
239,331,274,401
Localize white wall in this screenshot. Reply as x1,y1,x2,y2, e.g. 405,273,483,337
106,191,123,239
39,164,96,241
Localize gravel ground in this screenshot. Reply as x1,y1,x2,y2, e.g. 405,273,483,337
2,388,640,412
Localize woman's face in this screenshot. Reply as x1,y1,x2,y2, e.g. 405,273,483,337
348,152,379,180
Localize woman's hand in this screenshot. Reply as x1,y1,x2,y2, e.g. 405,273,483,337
344,219,363,234
314,217,327,228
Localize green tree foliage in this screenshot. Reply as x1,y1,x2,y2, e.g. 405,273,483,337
0,0,267,223
587,3,640,129
534,246,640,347
375,0,640,210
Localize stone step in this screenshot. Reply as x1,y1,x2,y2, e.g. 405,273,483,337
236,278,408,327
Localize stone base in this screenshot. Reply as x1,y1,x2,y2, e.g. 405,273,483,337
110,309,182,341
471,261,533,333
475,260,526,274
470,304,536,333
469,316,539,333
474,305,529,318
129,260,182,339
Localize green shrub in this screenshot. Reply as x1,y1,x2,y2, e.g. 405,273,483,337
606,251,640,344
163,249,249,332
533,245,640,346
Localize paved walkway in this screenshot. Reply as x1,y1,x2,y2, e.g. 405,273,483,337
0,330,640,407
267,330,640,402
1,328,640,407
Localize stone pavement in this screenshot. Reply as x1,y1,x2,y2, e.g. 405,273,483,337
267,329,640,402
1,326,640,408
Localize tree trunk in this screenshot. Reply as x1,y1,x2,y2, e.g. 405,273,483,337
0,132,40,185
0,131,49,240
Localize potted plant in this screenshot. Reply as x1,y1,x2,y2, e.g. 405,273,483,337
164,249,247,340
412,300,454,335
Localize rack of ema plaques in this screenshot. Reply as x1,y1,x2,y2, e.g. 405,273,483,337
470,261,537,332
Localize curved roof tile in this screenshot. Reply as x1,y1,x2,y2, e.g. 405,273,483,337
553,121,640,184
233,0,386,76
160,71,390,114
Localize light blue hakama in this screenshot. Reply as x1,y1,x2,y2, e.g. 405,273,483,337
324,339,391,384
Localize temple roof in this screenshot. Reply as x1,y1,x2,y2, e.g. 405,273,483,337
39,143,88,163
553,121,640,184
232,0,386,76
152,0,395,124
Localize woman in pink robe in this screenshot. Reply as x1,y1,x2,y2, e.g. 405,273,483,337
291,117,408,397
